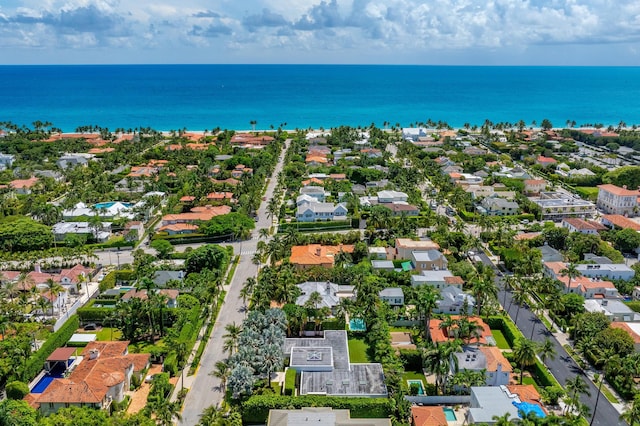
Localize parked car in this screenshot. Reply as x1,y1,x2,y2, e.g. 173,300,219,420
84,323,97,331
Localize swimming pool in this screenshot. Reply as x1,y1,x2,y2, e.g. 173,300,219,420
31,363,68,393
443,407,457,421
407,379,425,395
94,201,133,209
349,318,366,331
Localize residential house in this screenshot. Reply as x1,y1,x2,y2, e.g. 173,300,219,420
34,170,64,182
305,155,330,167
157,223,199,235
365,179,389,189
576,263,635,281
360,148,382,158
295,281,354,312
372,260,395,271
114,178,144,193
584,299,640,322
467,386,545,425
123,221,144,240
463,146,487,156
567,168,596,178
152,270,184,287
283,330,387,397
465,185,495,199
301,177,324,187
597,184,640,217
524,179,546,195
56,153,91,169
530,192,596,220
393,238,440,260
411,270,464,290
10,177,39,194
52,222,112,242
434,286,475,314
206,192,234,203
410,407,447,426
161,205,231,226
229,133,275,147
537,245,564,262
296,201,348,222
536,155,557,167
383,203,420,216
602,215,640,231
411,250,448,272
543,262,619,298
478,197,519,216
402,128,429,141
368,247,388,260
289,244,354,269
35,341,150,415
429,317,495,345
179,195,196,203
300,186,327,201
121,289,179,308
562,218,606,234
268,408,391,426
62,202,134,221
230,164,253,178
0,153,15,170
378,288,404,306
377,190,408,204
452,346,512,386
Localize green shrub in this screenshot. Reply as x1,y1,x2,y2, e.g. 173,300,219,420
164,353,178,377
321,319,346,330
77,300,113,323
485,316,522,347
284,369,296,396
242,395,392,423
19,315,79,382
529,359,559,387
98,271,116,292
398,349,422,371
5,381,29,399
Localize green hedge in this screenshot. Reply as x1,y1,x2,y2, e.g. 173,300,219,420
284,369,296,396
18,315,79,382
152,233,230,245
530,359,560,387
277,220,356,233
115,270,135,281
98,270,117,292
321,319,346,330
398,349,423,371
485,316,521,347
77,300,113,323
242,395,392,423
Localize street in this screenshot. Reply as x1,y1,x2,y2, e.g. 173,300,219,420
474,250,627,426
178,139,290,425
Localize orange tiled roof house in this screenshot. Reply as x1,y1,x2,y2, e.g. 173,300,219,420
34,341,149,415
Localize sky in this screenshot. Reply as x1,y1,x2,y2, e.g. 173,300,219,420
1,0,640,65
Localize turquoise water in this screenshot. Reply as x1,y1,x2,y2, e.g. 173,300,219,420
349,318,366,331
94,202,133,209
1,65,640,131
443,407,457,421
407,379,425,395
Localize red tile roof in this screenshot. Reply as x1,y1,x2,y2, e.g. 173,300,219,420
411,406,448,426
602,215,640,231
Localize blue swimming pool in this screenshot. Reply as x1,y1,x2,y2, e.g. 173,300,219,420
443,407,457,421
94,201,133,209
349,318,366,331
514,401,546,418
31,362,69,394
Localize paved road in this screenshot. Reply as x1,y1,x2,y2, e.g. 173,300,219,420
178,139,290,425
474,250,627,426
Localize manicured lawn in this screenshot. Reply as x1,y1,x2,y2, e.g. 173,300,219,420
575,186,599,201
347,338,371,363
522,376,537,387
402,371,427,382
95,327,122,341
271,381,282,395
491,330,510,349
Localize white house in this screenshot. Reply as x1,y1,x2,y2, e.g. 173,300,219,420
378,288,404,306
0,153,15,170
377,190,408,204
411,270,464,290
296,201,348,222
52,221,112,242
576,263,635,281
435,286,475,314
57,153,92,169
300,186,327,202
452,346,512,386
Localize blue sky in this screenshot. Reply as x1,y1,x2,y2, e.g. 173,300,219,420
1,0,640,65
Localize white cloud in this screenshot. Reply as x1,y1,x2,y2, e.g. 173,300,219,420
2,0,640,64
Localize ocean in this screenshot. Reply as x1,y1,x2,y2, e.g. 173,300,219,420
1,64,639,131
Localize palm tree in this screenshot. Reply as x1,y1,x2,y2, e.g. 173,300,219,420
423,340,462,395
492,413,516,426
415,285,440,341
471,277,498,316
560,263,580,294
513,338,537,384
223,322,242,356
210,360,230,392
539,338,556,364
45,278,65,317
621,393,640,426
258,228,270,239
259,343,283,385
564,375,590,415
